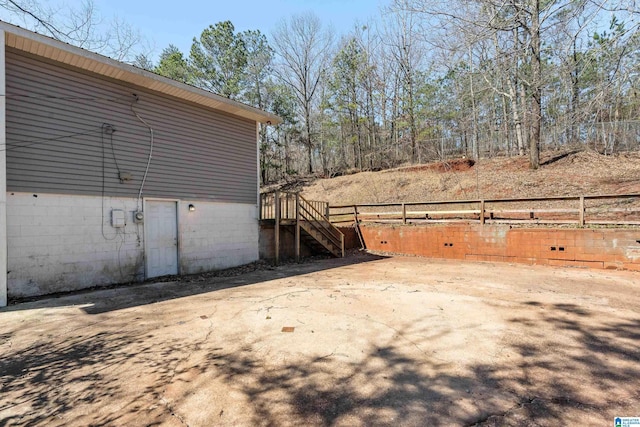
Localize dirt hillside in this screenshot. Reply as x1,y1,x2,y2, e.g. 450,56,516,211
297,151,640,205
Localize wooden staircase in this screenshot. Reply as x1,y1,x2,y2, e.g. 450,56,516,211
297,196,344,257
260,192,344,263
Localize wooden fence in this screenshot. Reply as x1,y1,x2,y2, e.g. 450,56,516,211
329,193,640,227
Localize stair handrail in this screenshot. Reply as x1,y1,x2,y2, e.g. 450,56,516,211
299,202,342,247
299,197,342,240
298,194,344,254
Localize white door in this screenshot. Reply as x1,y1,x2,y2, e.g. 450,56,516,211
146,201,178,278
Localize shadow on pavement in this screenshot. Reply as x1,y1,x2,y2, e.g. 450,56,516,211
1,253,387,315
197,303,640,426
1,261,639,425
0,327,194,426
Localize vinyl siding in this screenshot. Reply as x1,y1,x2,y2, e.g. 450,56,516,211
5,49,258,204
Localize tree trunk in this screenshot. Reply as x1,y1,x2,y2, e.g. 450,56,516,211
529,0,541,170
392,74,400,163
502,94,510,156
283,132,290,179
468,46,479,161
509,80,525,156
407,74,418,164
570,37,580,144
367,78,377,169
305,109,313,174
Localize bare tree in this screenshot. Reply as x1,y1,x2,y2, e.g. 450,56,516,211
0,0,151,63
396,0,620,168
381,1,427,164
271,12,334,174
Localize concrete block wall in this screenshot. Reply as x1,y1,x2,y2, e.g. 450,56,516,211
7,192,260,299
360,223,640,271
179,201,259,273
7,192,144,298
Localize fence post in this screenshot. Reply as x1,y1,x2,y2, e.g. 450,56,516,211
402,203,406,224
284,193,289,219
295,193,301,263
353,205,365,250
326,203,330,220
480,199,485,225
274,191,280,266
579,196,585,227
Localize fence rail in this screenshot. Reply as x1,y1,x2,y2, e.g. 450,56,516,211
261,193,329,220
329,193,640,227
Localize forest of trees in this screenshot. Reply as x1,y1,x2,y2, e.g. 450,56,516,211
2,0,640,182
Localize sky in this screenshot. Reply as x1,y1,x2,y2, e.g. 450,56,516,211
91,0,387,60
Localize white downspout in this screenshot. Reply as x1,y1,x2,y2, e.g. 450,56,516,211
0,30,8,307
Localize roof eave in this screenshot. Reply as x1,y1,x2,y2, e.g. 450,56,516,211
0,21,282,125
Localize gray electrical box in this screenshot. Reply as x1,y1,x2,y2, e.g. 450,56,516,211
111,209,126,228
119,171,133,182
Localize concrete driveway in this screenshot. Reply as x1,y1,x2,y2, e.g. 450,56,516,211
1,254,639,426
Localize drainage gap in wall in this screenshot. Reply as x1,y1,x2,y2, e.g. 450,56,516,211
551,247,557,251
559,247,565,252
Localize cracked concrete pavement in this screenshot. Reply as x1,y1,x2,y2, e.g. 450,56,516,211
1,253,639,426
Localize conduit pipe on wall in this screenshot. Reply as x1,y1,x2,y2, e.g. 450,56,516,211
131,95,154,211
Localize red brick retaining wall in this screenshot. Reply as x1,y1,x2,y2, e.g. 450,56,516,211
359,224,640,271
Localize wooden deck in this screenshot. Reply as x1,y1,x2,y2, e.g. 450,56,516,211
260,192,344,265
